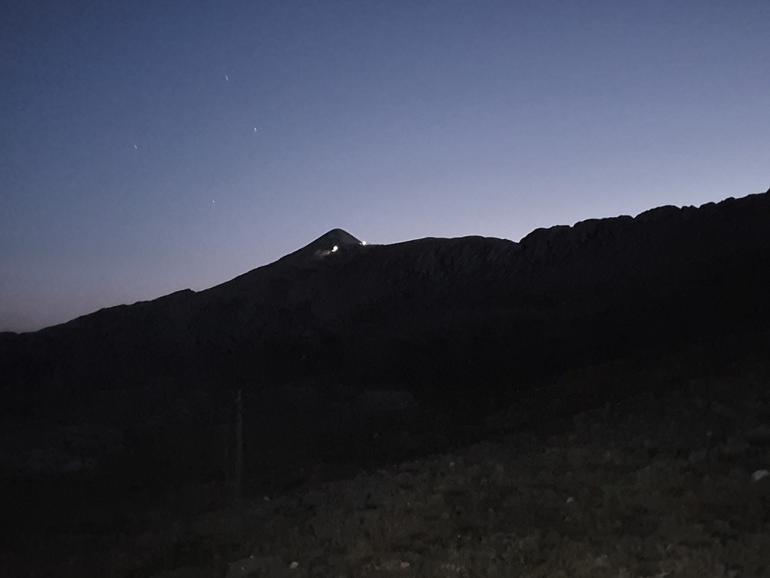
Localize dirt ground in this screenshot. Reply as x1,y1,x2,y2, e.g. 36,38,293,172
169,369,770,578
5,366,770,577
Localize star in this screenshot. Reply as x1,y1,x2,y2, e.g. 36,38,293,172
133,144,139,150
225,74,230,82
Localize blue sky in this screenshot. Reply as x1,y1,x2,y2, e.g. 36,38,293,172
2,0,769,331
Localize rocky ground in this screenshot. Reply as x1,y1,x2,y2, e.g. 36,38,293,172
167,367,770,578
5,365,770,577
215,372,770,578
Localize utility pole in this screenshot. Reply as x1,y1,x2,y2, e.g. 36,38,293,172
234,387,243,507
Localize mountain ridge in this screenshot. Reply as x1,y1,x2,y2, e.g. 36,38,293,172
7,190,765,338
2,189,770,416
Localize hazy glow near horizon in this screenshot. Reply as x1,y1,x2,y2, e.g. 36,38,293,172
1,0,769,332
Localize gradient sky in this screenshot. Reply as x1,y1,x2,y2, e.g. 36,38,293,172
2,0,769,332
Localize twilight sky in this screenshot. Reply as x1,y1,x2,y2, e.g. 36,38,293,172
1,0,769,332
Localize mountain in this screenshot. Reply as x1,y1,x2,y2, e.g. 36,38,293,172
3,190,770,424
3,188,770,576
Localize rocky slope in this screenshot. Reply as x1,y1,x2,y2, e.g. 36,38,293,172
3,187,770,576
3,190,770,413
5,359,770,577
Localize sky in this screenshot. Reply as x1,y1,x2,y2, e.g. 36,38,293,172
1,0,769,332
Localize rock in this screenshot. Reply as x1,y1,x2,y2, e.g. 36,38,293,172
751,469,770,482
226,555,283,578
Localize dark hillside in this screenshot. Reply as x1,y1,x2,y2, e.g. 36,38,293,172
2,189,770,576
4,191,770,412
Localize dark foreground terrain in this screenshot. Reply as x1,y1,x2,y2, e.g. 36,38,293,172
4,349,770,577
2,190,770,576
221,366,770,578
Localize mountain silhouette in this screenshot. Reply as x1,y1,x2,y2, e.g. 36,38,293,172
3,188,770,577
3,190,770,424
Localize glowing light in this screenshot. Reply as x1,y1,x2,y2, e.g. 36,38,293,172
361,240,367,246
331,245,339,253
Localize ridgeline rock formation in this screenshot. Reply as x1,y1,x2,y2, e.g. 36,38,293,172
2,190,770,426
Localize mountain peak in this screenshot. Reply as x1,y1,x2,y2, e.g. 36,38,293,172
265,228,364,268
302,228,363,256
314,228,362,247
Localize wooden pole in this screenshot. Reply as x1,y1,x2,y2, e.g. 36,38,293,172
234,387,243,506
